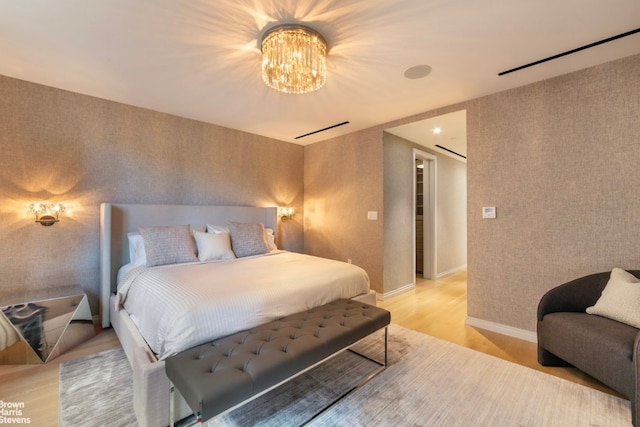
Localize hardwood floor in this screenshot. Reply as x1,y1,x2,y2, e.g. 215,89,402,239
0,271,620,426
378,270,621,397
0,325,121,427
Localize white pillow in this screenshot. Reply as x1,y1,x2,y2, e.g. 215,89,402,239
264,228,277,250
586,268,640,328
206,224,230,234
194,231,235,262
127,232,147,267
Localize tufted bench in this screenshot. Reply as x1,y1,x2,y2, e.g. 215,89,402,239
165,299,390,426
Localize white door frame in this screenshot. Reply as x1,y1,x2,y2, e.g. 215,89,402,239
413,148,437,279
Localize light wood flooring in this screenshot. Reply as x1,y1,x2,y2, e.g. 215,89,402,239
378,270,620,397
0,271,620,425
0,326,121,427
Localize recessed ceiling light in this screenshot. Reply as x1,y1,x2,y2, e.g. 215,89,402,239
433,127,442,134
403,64,432,79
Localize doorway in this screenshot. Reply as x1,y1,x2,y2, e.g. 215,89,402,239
414,149,436,280
384,109,466,291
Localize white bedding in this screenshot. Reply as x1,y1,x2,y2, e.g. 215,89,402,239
117,251,370,360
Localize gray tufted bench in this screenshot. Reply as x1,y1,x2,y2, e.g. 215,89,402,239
165,299,390,426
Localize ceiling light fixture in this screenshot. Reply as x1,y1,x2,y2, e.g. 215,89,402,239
261,24,327,94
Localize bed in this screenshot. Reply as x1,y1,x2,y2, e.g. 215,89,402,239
99,203,376,427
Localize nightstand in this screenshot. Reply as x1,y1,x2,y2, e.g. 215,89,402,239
0,285,96,364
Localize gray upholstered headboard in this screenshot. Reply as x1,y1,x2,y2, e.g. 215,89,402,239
99,203,278,327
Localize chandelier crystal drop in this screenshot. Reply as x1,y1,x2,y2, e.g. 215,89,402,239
261,24,327,94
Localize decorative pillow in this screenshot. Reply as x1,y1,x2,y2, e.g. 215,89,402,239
227,222,269,258
586,268,640,328
127,232,147,267
138,225,198,267
206,224,230,234
193,231,235,262
264,228,277,250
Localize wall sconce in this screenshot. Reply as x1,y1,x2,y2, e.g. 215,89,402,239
280,207,295,221
30,202,65,226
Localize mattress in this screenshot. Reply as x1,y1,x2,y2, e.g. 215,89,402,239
117,251,370,360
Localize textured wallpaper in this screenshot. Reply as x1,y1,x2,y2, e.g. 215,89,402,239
0,76,304,313
303,128,385,293
305,53,640,332
466,53,640,331
382,133,418,293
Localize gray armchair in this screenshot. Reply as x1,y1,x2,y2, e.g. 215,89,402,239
537,270,640,426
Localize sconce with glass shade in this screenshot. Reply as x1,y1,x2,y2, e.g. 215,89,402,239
30,202,65,226
280,207,295,221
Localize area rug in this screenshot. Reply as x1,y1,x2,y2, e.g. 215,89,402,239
59,347,137,427
60,324,632,426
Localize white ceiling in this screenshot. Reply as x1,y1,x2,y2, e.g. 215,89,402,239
386,110,467,162
1,0,638,146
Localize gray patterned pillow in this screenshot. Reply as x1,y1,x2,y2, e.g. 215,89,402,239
138,225,198,267
228,222,269,258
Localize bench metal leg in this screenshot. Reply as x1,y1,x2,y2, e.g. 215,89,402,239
302,326,388,425
170,383,174,427
170,383,202,427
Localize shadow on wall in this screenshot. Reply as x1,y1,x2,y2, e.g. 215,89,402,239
1,125,91,222
0,140,100,294
303,186,355,258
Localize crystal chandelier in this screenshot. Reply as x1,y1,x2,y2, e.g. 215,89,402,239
261,24,327,94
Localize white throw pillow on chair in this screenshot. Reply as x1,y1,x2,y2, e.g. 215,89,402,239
586,268,640,328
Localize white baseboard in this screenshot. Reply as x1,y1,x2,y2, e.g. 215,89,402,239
465,316,537,343
435,264,467,279
379,282,415,301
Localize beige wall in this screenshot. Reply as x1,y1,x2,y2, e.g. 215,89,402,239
435,149,467,274
305,53,640,332
303,128,384,293
381,132,467,296
303,124,468,296
0,75,304,313
466,53,640,331
382,133,416,294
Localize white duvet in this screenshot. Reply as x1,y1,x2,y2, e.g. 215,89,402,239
117,251,370,360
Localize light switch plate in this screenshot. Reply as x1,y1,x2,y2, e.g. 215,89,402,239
482,207,496,219
367,211,378,220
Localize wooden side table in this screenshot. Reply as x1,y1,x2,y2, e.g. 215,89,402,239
0,285,96,364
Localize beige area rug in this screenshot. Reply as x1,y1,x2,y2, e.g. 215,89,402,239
60,324,632,426
59,348,137,427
